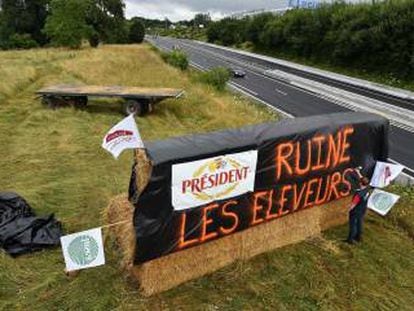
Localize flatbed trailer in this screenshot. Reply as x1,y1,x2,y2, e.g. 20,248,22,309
36,85,184,116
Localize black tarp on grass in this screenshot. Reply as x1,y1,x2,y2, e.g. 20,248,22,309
0,192,63,256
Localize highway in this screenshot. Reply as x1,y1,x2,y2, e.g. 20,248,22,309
149,37,414,178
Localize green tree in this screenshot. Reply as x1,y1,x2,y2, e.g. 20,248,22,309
206,22,221,43
207,17,247,46
0,0,49,47
245,13,273,45
85,0,127,44
44,0,92,48
193,13,211,27
129,18,145,43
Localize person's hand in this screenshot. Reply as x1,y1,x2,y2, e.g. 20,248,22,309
355,167,363,179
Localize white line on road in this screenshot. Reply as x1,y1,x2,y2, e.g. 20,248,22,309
232,83,258,96
190,62,206,71
228,82,294,118
274,88,288,96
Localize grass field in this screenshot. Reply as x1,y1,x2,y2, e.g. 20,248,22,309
0,44,413,310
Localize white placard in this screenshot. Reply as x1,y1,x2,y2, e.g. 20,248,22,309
172,150,258,210
368,189,400,216
61,228,105,272
370,161,404,188
102,115,144,159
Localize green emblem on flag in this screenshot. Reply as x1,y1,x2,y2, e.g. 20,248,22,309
67,235,99,266
371,193,393,212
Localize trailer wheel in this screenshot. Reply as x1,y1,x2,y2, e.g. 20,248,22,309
42,96,58,109
142,102,150,114
41,96,51,106
123,100,143,116
74,96,88,109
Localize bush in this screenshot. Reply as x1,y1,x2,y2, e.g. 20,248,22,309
6,34,39,49
89,32,100,48
198,67,231,91
129,19,145,43
161,50,189,70
104,18,129,44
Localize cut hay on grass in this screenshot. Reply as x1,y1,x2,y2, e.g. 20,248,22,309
106,187,351,296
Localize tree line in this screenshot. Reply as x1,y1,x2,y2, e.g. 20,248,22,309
0,0,145,49
143,13,211,40
207,1,414,80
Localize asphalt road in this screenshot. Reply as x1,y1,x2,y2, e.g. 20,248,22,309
150,37,414,177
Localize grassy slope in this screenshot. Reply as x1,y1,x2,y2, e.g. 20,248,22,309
0,44,413,310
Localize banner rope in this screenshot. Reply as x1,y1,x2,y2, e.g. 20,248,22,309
101,219,130,230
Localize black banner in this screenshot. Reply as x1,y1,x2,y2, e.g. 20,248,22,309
130,112,389,264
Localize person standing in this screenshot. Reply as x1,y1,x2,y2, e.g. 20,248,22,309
346,176,371,244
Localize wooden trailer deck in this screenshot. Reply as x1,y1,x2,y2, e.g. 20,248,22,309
36,84,184,116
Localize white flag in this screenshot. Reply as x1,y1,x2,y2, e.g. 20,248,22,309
368,189,400,216
61,228,105,272
102,115,144,159
370,161,404,188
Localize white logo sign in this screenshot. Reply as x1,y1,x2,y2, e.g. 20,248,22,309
172,150,258,211
61,228,105,272
102,115,144,159
370,161,404,188
368,189,400,216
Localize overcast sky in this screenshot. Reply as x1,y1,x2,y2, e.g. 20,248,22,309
125,0,289,22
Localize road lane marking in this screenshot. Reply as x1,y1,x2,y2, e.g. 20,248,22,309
275,88,287,96
231,83,258,96
228,82,294,118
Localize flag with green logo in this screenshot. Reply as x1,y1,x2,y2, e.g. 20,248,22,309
61,228,105,272
368,189,400,216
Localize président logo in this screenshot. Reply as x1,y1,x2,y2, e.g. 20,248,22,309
105,130,133,143
172,150,258,211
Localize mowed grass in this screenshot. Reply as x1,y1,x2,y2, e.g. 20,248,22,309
0,44,413,310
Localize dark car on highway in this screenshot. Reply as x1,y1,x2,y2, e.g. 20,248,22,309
230,68,246,78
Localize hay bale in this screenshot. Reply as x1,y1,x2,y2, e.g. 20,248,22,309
104,149,152,269
105,195,136,269
133,149,152,195
106,193,350,296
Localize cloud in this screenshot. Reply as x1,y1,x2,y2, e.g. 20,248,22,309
125,0,288,21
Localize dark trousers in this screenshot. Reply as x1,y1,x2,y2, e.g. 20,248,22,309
348,206,367,241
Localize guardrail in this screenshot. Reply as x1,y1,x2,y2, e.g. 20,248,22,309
196,40,414,103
